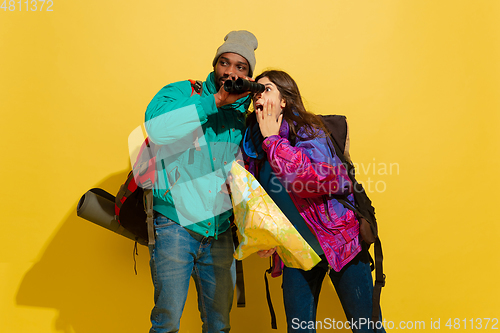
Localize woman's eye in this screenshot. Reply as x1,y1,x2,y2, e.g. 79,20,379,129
266,87,272,92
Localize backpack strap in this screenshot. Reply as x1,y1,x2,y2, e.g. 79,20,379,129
263,250,284,329
344,118,352,163
189,79,203,96
372,238,385,323
231,223,246,307
144,189,155,247
264,257,278,329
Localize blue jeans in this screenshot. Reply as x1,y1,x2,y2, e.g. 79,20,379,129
283,249,385,333
148,214,236,333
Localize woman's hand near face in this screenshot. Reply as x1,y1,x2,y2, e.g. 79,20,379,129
256,99,283,138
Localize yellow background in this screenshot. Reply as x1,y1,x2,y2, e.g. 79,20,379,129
1,1,499,332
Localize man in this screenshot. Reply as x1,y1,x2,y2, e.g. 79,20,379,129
144,30,258,333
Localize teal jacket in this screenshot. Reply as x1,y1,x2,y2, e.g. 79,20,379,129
145,72,250,238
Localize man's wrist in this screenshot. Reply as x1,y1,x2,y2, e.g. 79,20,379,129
214,93,222,108
263,133,278,139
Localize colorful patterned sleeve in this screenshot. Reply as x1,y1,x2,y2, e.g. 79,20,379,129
261,134,352,198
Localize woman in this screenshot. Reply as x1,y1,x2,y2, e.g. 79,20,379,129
242,70,385,333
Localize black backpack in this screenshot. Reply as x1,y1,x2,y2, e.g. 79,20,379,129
321,114,385,324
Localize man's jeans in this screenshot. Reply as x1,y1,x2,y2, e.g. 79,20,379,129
149,214,236,333
283,250,386,333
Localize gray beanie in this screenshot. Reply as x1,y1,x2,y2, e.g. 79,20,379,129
212,30,258,77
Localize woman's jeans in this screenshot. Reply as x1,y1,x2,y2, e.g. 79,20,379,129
283,250,385,333
148,214,236,333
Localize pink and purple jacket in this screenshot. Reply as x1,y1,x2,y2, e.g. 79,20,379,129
243,120,362,272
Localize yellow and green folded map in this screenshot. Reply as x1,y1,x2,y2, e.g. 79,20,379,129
229,162,321,270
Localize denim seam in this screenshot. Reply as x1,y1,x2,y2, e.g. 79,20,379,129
150,245,160,325
192,265,208,329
